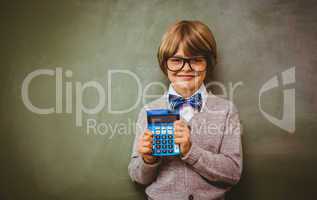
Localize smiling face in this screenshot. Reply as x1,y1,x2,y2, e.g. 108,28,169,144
157,20,217,98
167,46,207,98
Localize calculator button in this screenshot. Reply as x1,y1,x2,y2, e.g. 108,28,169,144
162,140,167,144
168,150,173,153
155,135,160,139
155,130,160,134
168,145,173,149
162,135,166,139
156,150,161,154
162,150,167,153
156,140,161,144
167,130,173,134
163,145,167,148
168,135,173,139
156,145,161,149
168,140,173,144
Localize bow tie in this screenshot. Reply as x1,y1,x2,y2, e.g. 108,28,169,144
168,93,202,111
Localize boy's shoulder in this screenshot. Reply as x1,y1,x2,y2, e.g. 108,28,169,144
204,91,239,113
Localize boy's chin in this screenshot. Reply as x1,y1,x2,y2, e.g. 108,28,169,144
173,81,198,90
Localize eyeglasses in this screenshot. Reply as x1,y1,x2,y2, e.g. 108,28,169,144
166,56,207,72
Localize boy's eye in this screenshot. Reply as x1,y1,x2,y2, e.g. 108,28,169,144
169,58,182,63
191,57,205,63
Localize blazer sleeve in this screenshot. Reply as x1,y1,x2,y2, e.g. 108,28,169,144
128,107,162,185
181,101,243,185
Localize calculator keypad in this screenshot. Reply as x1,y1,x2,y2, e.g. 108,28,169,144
151,123,180,156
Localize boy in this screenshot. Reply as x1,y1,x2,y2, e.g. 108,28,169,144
128,20,243,200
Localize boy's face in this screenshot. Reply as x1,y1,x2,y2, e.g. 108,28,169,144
167,47,206,96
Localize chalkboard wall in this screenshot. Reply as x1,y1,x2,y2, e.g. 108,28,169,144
0,0,316,199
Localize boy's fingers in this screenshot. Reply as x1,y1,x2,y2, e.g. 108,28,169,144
174,131,184,138
173,120,181,127
174,126,186,133
174,125,185,129
143,135,153,142
141,147,152,154
174,123,186,130
145,129,153,135
174,120,184,126
143,141,152,148
175,119,187,126
174,138,185,144
175,122,190,130
139,136,151,145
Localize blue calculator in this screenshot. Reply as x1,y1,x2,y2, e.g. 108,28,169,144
146,109,180,156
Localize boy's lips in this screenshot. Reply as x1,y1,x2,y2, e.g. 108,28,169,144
176,74,196,80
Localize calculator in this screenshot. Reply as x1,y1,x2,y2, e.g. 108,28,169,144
146,109,180,156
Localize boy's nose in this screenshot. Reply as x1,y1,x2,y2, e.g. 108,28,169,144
182,61,192,72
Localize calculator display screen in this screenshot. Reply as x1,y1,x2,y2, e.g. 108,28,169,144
148,115,178,123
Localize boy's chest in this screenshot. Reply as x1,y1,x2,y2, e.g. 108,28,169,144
186,111,228,153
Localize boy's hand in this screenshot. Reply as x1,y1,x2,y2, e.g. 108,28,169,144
174,120,192,157
138,129,160,164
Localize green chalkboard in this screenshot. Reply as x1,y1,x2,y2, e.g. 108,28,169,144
0,0,316,200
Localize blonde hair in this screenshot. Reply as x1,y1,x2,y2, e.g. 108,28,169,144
157,20,217,75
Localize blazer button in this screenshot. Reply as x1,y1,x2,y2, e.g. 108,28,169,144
188,194,194,200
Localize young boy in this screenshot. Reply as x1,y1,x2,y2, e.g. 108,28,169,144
128,20,243,200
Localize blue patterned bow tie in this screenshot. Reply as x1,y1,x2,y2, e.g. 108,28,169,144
168,93,202,111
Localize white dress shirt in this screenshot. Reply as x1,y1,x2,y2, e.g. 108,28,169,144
167,83,208,122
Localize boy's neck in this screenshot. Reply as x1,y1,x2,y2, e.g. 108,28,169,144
173,85,200,99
